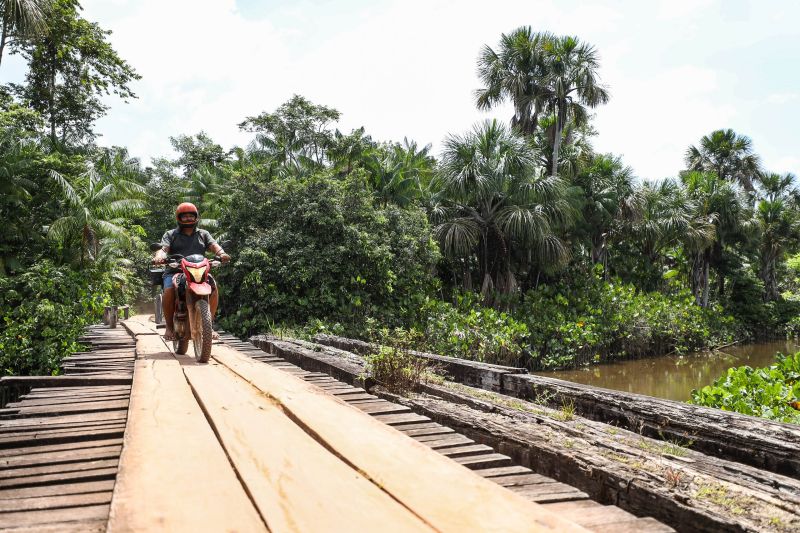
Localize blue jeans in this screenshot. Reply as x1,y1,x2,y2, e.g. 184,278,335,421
163,273,176,290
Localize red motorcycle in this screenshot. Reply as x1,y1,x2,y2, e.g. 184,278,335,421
166,253,223,363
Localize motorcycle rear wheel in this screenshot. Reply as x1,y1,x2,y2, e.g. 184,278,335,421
174,337,189,355
193,299,213,363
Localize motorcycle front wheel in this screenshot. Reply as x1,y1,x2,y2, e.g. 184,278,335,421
193,299,213,363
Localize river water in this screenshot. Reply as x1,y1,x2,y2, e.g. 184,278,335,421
535,340,800,401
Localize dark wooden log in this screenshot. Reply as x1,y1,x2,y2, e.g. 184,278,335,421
502,373,800,479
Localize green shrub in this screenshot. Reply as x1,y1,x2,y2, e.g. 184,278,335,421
364,328,431,394
690,352,800,424
217,173,440,337
0,261,114,375
418,293,528,366
519,272,736,369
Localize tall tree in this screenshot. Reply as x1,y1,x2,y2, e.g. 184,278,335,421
475,27,552,136
13,0,139,144
685,129,761,192
435,120,572,298
543,35,609,177
681,171,743,306
239,95,340,175
0,0,49,68
573,153,638,268
169,132,228,178
755,172,800,301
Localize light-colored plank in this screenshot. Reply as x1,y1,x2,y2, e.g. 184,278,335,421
120,318,159,337
106,358,266,533
133,334,172,360
184,362,433,532
213,345,588,533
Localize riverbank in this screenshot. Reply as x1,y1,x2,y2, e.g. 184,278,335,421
535,339,800,401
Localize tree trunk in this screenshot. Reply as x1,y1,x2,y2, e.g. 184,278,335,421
550,107,562,177
0,14,9,69
701,257,710,307
49,42,57,145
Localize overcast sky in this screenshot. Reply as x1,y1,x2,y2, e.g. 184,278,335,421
2,0,798,180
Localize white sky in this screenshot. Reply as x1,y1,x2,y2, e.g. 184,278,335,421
2,0,798,180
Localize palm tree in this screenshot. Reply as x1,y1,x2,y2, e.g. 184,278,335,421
184,165,232,229
475,27,553,136
685,129,761,192
630,179,715,292
48,166,145,266
328,127,374,176
681,171,745,306
0,0,49,68
435,120,572,298
543,35,609,177
573,154,639,268
755,172,800,301
363,139,435,207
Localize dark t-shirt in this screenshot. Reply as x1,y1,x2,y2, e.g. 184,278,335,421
161,228,217,273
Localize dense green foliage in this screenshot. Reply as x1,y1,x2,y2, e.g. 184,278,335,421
690,352,800,424
216,174,440,336
1,8,798,387
0,260,134,374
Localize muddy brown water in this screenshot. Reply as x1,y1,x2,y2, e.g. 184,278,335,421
535,339,800,401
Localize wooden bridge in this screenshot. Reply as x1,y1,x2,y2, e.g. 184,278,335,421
1,315,798,532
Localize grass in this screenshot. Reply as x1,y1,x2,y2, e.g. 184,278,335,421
695,483,754,516
631,437,692,457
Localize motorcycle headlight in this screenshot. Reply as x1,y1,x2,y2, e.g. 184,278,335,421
186,266,206,283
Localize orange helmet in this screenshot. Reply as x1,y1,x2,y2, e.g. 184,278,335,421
175,202,199,228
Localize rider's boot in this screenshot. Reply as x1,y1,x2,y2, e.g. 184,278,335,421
163,286,176,340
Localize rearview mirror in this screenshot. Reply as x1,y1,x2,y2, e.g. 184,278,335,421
149,242,163,252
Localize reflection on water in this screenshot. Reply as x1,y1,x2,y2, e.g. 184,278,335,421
535,339,800,401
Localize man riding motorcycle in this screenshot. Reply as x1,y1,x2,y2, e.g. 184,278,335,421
153,202,230,340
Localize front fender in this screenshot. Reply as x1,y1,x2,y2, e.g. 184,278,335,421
188,281,212,296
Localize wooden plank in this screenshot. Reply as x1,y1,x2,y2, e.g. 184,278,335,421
372,412,432,425
0,491,111,512
490,473,554,487
0,399,128,417
0,410,127,429
0,466,117,489
0,438,122,459
439,444,496,458
5,394,130,408
0,426,125,449
213,346,588,532
353,401,411,415
0,376,132,388
0,503,109,528
106,358,266,533
414,434,475,449
452,453,513,469
0,480,115,500
2,445,121,469
120,319,159,337
183,362,433,532
1,459,119,487
1,520,106,532
510,483,589,503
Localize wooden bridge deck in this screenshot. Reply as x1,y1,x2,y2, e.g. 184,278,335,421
0,317,672,532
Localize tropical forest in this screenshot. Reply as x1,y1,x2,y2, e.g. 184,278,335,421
2,0,800,426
